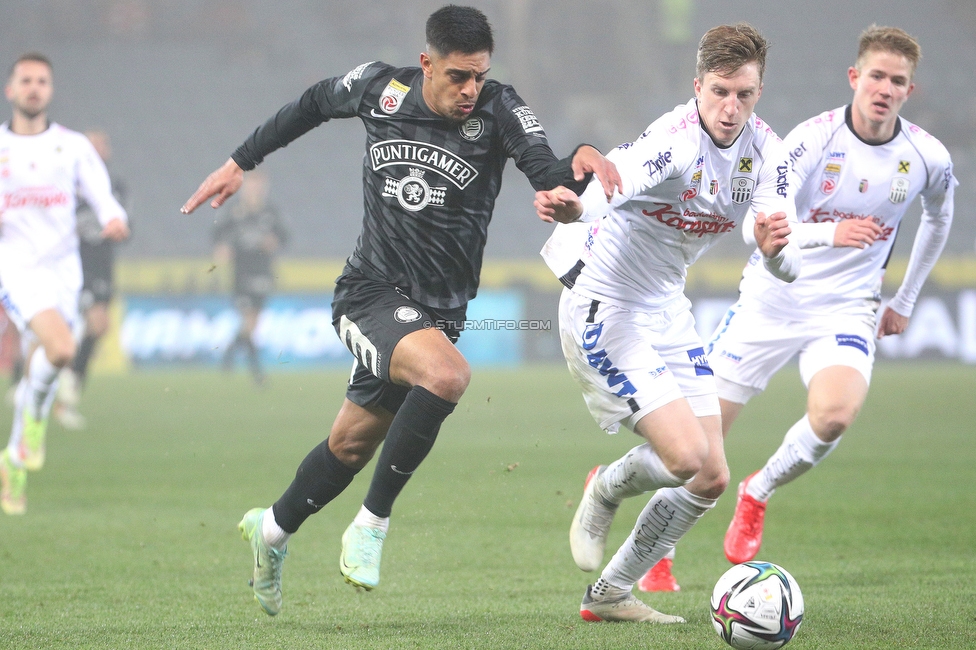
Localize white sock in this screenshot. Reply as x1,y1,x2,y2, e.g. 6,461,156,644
262,507,291,550
354,504,390,533
747,414,841,502
602,486,715,590
26,347,60,421
599,444,687,504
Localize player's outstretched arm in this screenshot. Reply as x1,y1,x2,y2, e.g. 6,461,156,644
535,187,583,224
571,145,622,202
181,158,245,214
834,218,883,248
877,306,909,338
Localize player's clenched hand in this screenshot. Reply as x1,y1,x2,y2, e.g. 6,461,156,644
571,145,621,202
181,158,245,214
754,211,791,258
101,218,130,242
877,306,909,339
834,218,883,248
535,186,583,224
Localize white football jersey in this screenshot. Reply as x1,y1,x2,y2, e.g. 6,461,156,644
738,106,956,317
541,98,799,313
0,123,127,273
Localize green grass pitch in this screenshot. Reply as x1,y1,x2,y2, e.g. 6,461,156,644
0,363,974,649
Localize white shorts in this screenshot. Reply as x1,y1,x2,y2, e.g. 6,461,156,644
559,288,720,434
0,257,82,335
707,300,876,404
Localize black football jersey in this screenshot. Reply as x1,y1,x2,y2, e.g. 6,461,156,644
232,61,589,309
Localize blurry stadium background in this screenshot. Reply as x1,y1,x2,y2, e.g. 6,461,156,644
2,0,975,374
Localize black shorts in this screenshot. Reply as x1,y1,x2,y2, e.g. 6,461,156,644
80,239,115,307
332,269,465,414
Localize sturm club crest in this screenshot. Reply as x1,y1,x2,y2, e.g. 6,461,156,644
459,117,484,141
730,177,754,204
383,168,447,212
394,306,423,323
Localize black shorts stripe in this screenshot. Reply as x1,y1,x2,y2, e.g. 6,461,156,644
586,299,600,324
559,259,585,289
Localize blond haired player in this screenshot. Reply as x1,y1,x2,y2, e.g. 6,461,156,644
536,24,800,622
644,24,955,589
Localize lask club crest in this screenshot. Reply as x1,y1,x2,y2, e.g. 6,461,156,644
383,168,447,212
889,177,910,204
730,177,754,204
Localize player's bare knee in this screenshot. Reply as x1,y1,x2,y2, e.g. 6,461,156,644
809,406,857,442
328,430,379,470
46,341,75,368
422,357,470,403
698,465,731,499
664,437,708,481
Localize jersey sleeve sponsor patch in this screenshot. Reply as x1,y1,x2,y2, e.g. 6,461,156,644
342,61,376,91
511,106,544,135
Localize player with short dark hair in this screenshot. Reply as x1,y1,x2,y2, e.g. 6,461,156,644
182,4,619,617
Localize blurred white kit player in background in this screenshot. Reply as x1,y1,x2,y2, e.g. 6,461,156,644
536,23,802,622
0,53,129,515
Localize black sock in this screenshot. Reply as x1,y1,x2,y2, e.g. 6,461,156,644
72,334,98,384
272,437,359,533
362,386,456,518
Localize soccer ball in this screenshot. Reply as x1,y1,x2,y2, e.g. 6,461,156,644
710,561,804,649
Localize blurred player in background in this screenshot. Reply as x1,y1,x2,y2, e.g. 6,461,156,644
55,129,129,429
705,25,955,566
536,23,800,623
212,169,288,386
0,53,129,515
182,5,619,617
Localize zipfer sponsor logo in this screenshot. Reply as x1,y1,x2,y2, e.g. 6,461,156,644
775,164,788,197
643,151,672,175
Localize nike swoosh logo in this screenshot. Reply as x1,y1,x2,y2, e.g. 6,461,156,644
390,465,414,476
307,498,324,509
369,109,394,119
